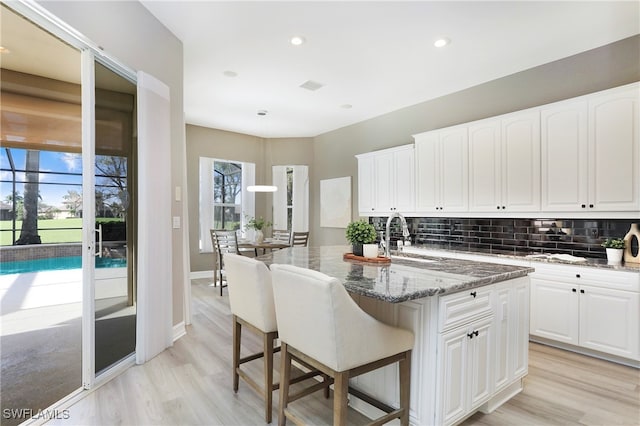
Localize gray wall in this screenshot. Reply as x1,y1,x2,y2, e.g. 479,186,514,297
39,1,186,326
311,35,640,246
186,125,313,272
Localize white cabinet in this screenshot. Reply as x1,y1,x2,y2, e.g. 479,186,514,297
436,287,495,426
356,144,415,216
414,126,468,213
541,83,640,212
494,278,529,393
588,84,640,211
469,110,541,212
530,264,640,361
357,154,376,213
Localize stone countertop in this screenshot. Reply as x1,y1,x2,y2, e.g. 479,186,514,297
402,244,640,273
258,245,534,303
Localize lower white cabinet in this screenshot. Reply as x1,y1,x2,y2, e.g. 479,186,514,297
494,279,529,393
436,316,493,426
351,277,529,426
530,264,640,361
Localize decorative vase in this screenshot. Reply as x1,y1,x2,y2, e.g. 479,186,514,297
606,248,624,265
623,223,640,264
363,244,379,258
255,229,264,244
352,244,363,257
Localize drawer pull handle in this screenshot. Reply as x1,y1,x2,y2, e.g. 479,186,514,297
576,274,581,278
580,289,585,294
470,291,477,298
572,288,577,292
467,330,479,339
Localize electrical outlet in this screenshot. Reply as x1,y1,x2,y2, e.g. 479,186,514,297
590,228,599,238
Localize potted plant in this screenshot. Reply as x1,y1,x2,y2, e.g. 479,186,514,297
245,215,272,244
601,237,625,264
346,220,378,257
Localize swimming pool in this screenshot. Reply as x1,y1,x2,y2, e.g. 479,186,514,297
0,256,127,275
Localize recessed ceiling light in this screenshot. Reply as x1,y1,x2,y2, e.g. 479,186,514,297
434,37,450,48
223,70,238,77
290,35,306,46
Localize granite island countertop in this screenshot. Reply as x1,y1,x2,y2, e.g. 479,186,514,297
257,245,534,303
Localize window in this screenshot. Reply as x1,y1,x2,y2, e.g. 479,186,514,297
199,157,255,252
213,161,242,230
272,165,308,232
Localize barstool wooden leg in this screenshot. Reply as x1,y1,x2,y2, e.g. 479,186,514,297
278,343,292,426
232,315,241,392
323,373,331,399
264,331,276,423
399,350,412,426
333,371,349,426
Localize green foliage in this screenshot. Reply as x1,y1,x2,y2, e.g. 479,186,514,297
346,220,377,244
601,238,625,249
245,215,272,231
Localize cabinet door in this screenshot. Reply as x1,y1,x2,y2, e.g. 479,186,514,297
469,119,502,212
501,110,541,211
415,132,440,212
436,327,467,426
541,100,588,211
467,317,494,411
394,147,415,212
440,127,469,212
357,155,376,214
374,152,394,213
579,285,640,360
588,86,640,211
530,277,579,345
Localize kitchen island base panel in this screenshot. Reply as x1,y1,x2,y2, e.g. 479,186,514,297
350,277,529,426
478,378,525,415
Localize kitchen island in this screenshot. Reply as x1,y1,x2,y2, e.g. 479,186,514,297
258,246,534,425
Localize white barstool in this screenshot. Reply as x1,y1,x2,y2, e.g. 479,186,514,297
270,264,414,426
224,254,326,423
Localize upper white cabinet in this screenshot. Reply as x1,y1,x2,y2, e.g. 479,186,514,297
468,110,541,212
414,126,468,213
588,84,639,211
541,83,639,212
356,144,415,216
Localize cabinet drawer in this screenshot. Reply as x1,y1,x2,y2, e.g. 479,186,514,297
531,264,640,292
439,285,495,332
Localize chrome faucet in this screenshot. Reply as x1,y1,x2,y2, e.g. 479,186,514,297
385,212,410,258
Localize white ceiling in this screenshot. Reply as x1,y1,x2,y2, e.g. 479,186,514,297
141,1,639,138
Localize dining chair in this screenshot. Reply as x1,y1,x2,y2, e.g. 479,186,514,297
224,254,329,423
290,231,309,247
270,264,414,426
210,229,241,296
272,229,291,246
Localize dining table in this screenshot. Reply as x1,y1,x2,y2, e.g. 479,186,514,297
237,239,291,256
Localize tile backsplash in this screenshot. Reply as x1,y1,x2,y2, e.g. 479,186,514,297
370,217,637,259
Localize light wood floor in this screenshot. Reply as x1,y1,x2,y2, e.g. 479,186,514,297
49,278,640,426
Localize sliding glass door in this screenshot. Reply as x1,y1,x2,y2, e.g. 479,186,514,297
0,4,137,422
93,62,137,374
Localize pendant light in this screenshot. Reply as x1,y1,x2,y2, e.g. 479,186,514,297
247,109,278,193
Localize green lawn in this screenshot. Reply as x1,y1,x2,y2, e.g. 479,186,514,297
1,219,83,245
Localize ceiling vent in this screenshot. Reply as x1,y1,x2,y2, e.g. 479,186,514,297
299,80,324,91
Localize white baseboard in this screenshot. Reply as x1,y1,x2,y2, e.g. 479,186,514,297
173,321,186,342
190,270,214,280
